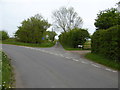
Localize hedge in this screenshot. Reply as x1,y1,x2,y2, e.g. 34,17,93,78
91,25,120,61
59,28,90,48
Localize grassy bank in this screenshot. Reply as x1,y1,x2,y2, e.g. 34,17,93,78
2,38,55,48
0,51,15,89
85,53,120,70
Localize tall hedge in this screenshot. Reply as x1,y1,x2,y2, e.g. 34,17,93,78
91,25,120,61
59,28,90,48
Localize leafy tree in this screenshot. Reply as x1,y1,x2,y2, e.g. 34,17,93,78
59,28,90,48
15,14,50,43
94,8,120,30
44,31,57,42
52,7,83,32
0,31,9,40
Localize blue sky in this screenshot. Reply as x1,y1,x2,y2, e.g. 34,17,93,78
0,0,119,37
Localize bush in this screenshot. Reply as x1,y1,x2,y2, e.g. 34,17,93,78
0,31,9,40
59,28,90,48
91,25,120,61
15,14,50,44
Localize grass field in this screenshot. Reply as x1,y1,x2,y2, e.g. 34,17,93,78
0,51,15,89
85,53,120,70
2,38,56,48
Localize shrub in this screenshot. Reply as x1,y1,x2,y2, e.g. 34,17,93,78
59,28,90,48
0,31,9,40
91,25,120,61
15,14,50,44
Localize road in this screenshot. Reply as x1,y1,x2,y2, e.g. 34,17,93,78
2,44,118,88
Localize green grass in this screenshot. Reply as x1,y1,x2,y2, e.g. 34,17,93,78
2,38,55,48
83,40,91,49
85,53,120,70
0,51,15,89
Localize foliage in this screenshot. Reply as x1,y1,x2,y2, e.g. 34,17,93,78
52,7,83,32
59,28,90,48
85,53,120,70
94,8,120,30
43,31,57,42
91,25,120,61
2,38,55,48
0,31,9,40
15,14,50,43
1,51,14,89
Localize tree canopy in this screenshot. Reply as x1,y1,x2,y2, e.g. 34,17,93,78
59,28,90,48
0,31,9,40
15,14,51,43
94,8,120,30
43,31,57,42
52,7,83,32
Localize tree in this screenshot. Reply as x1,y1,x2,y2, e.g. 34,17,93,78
15,14,51,43
0,31,9,40
94,8,120,30
59,28,90,48
52,7,83,32
44,31,57,42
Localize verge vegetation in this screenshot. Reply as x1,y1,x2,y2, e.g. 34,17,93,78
2,38,56,48
0,51,15,89
59,28,90,50
85,53,120,70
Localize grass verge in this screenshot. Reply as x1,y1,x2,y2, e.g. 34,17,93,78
0,51,15,89
85,53,120,70
2,38,55,48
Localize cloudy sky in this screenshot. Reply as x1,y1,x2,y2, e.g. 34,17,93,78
0,0,119,37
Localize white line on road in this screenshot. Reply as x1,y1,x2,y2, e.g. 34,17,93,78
105,68,113,72
72,59,79,62
112,70,117,73
91,64,100,68
20,46,118,73
65,57,71,59
81,61,89,64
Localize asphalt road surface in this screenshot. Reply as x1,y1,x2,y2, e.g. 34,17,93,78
2,44,118,88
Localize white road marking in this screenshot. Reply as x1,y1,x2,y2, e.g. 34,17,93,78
21,46,118,73
72,59,79,61
112,70,117,73
65,57,71,59
49,52,54,54
58,54,64,57
59,54,64,57
91,64,100,68
54,53,59,56
105,68,112,72
81,61,89,64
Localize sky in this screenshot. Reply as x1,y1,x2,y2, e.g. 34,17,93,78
0,0,119,37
